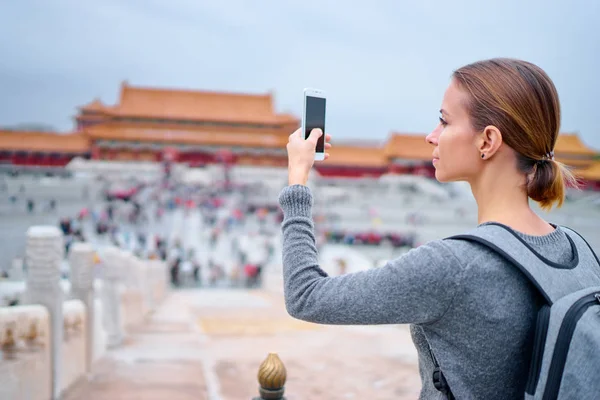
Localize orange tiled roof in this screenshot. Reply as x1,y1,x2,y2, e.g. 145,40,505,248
575,161,600,181
555,158,594,169
326,144,388,168
554,134,597,156
0,130,90,153
384,133,433,161
383,132,597,161
86,126,289,148
103,82,296,125
79,98,111,113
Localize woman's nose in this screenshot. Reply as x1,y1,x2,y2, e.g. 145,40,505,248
426,126,441,145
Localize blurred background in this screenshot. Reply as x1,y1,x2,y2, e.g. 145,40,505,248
0,1,599,399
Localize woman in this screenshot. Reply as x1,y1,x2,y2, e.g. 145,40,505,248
278,59,593,399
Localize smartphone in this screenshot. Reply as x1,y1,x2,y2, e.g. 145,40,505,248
302,88,326,161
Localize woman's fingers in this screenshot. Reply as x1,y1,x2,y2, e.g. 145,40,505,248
289,128,302,142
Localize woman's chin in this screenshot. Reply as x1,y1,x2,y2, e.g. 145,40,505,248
434,169,450,183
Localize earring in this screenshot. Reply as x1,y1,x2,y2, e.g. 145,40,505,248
481,154,485,159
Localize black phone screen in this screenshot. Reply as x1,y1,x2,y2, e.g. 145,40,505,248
304,96,326,153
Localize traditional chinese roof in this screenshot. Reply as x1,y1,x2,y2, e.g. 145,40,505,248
85,126,288,148
383,133,433,161
383,132,597,162
326,144,389,168
575,161,600,181
79,98,111,113
554,133,597,156
0,130,90,153
100,82,296,125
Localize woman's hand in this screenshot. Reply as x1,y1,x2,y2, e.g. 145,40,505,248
286,128,332,186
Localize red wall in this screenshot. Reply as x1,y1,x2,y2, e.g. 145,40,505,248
315,166,389,178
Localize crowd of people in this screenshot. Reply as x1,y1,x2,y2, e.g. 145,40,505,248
46,173,281,290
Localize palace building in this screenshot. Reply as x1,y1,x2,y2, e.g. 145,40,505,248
1,82,599,188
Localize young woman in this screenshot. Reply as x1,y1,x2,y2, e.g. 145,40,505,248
278,58,593,399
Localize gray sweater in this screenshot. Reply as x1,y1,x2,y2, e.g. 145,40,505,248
278,185,574,399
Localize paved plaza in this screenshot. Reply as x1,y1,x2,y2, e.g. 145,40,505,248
62,286,421,400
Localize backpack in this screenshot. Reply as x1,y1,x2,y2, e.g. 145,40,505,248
433,223,600,400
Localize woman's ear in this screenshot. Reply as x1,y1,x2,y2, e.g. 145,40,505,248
477,125,503,158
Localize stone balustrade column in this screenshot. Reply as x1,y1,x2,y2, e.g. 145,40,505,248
101,246,124,348
24,226,64,400
68,242,95,375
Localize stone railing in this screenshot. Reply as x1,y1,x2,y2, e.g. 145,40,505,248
0,225,169,400
0,305,51,400
60,300,86,394
101,247,168,341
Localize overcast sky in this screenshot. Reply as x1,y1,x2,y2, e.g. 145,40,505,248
1,0,598,149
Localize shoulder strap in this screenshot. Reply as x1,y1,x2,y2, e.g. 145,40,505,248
426,340,455,399
446,223,600,305
560,225,600,269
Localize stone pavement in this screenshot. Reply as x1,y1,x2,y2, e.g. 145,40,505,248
62,285,422,400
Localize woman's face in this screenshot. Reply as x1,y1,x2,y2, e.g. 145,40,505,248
426,79,482,183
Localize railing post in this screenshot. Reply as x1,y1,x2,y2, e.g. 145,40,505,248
101,246,124,348
253,353,287,400
24,225,64,400
68,242,95,376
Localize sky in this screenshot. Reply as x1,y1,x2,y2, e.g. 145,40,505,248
0,0,599,149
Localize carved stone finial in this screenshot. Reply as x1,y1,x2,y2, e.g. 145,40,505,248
1,325,17,360
25,319,38,342
73,315,82,331
63,316,70,333
254,353,287,400
3,326,16,348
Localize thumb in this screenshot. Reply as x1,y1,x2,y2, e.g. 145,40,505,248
308,128,323,143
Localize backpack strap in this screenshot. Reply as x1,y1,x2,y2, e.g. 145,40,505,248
560,225,600,272
428,342,455,399
446,223,600,305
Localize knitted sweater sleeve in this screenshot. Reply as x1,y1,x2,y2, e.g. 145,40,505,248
278,184,465,325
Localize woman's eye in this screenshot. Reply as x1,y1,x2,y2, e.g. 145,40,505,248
439,117,448,127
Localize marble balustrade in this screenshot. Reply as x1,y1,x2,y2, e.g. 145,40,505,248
0,225,169,399
0,305,51,400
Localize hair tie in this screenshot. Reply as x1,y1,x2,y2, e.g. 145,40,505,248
536,151,554,166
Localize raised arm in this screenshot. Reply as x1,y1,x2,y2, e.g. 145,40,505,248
278,185,465,325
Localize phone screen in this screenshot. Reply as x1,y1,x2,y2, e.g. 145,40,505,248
304,96,326,153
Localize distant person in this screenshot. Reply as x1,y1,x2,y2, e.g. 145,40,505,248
26,198,34,213
59,218,71,235
192,259,201,285
106,204,114,221
278,59,600,399
170,256,181,286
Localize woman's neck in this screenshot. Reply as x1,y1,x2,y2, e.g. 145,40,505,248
470,166,551,234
